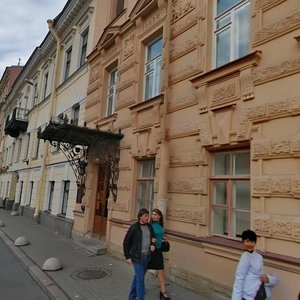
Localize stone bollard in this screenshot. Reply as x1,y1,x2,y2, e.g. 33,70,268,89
42,257,63,271
0,220,5,227
14,236,30,246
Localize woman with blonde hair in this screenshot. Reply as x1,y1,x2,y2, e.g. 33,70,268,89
148,208,171,300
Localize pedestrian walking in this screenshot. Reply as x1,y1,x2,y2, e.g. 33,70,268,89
147,208,171,300
231,229,278,300
123,208,156,300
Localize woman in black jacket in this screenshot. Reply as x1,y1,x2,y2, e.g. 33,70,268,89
123,208,156,300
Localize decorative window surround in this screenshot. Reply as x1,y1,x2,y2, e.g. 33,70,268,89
191,51,261,113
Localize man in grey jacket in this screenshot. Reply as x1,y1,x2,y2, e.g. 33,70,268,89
123,208,156,300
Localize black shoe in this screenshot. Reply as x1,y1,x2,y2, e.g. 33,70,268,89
160,291,171,300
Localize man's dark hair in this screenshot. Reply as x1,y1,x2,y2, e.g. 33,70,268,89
241,229,257,242
137,208,149,219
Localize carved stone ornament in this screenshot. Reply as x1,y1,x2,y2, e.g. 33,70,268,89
254,11,300,46
253,215,272,236
167,205,206,225
168,177,206,194
170,150,205,166
254,0,283,12
171,8,199,38
171,0,196,23
238,97,300,139
123,35,135,60
167,120,199,139
253,56,300,85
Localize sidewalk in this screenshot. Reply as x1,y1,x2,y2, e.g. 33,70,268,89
0,210,207,300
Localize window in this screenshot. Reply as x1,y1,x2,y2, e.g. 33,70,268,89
64,46,72,80
61,180,70,215
28,181,34,206
79,28,89,67
42,71,49,99
107,68,118,116
144,37,163,100
18,181,23,204
210,150,250,238
136,160,155,213
116,0,124,17
10,143,15,164
72,104,80,126
34,128,41,158
23,133,30,160
16,138,22,162
214,0,250,67
111,0,124,19
48,181,55,211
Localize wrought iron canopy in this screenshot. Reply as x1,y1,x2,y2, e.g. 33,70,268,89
38,120,123,203
38,121,123,146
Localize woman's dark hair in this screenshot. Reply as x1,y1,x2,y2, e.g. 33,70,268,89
151,208,164,227
241,229,257,242
137,208,149,219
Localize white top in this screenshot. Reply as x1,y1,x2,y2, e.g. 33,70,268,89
231,250,278,300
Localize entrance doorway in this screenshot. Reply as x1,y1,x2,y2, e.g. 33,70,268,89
93,165,109,240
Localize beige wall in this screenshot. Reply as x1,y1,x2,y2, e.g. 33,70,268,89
80,1,300,299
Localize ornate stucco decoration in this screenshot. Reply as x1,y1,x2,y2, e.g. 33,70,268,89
238,97,300,139
252,176,300,198
254,0,286,12
171,8,199,38
168,91,197,112
169,62,202,85
167,205,206,225
252,56,300,85
253,11,300,46
167,119,199,139
123,34,135,60
170,35,199,61
170,150,206,166
252,136,300,160
253,214,300,242
191,51,260,114
253,215,272,236
168,177,206,194
119,55,138,74
171,0,196,23
130,96,162,132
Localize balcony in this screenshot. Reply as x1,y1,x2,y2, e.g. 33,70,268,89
4,107,29,138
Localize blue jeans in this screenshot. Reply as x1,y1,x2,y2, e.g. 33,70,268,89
128,254,149,300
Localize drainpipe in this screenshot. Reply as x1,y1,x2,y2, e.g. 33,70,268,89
34,19,61,219
157,0,171,216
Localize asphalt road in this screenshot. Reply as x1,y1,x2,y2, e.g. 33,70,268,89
0,237,49,300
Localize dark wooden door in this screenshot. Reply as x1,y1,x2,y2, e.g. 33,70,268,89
93,165,109,240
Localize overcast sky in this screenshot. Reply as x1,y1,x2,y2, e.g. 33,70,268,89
0,0,67,78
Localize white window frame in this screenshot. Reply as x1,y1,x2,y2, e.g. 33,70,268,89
106,68,118,116
79,28,89,67
42,71,49,99
23,133,30,160
64,46,72,81
213,0,250,68
144,36,163,100
16,138,22,162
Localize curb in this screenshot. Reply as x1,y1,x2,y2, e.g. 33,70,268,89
0,230,69,300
